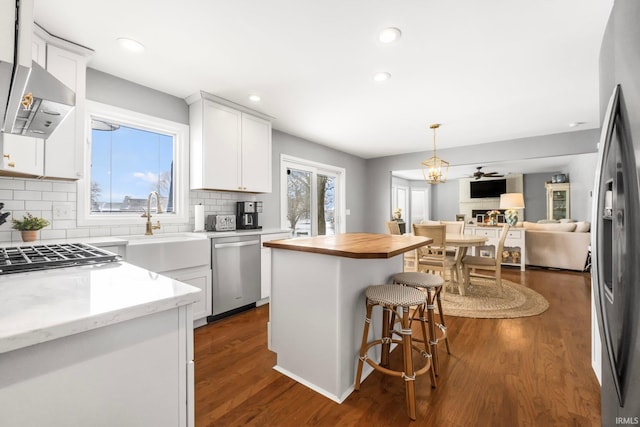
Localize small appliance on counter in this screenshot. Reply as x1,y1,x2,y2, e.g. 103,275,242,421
206,214,236,231
236,201,262,230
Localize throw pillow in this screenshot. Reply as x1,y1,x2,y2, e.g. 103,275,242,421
534,223,577,232
575,221,591,232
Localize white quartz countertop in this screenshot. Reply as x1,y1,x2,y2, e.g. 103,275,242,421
0,229,291,248
0,261,201,354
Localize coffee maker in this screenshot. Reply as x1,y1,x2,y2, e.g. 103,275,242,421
236,201,263,230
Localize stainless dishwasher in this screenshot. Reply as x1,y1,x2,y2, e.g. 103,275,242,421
209,234,261,320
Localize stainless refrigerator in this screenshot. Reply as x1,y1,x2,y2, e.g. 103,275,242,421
593,1,640,425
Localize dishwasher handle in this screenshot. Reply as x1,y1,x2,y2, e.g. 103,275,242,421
214,239,260,249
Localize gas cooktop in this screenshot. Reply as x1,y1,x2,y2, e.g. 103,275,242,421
0,243,120,275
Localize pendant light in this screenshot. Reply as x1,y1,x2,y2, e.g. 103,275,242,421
421,123,449,184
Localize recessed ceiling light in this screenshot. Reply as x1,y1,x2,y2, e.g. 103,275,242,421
117,37,145,53
249,94,261,102
373,71,391,82
379,27,402,43
569,121,585,128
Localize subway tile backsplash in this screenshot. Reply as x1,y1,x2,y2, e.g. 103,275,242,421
0,177,257,243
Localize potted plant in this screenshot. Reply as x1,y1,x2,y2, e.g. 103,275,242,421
11,213,50,242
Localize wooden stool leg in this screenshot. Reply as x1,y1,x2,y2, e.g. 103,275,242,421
425,289,439,376
418,304,437,388
355,301,373,390
435,286,451,354
400,306,416,421
381,306,391,367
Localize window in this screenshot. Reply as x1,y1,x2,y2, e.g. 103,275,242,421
281,155,345,237
78,101,189,226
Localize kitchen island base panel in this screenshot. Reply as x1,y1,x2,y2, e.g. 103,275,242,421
0,305,194,427
270,248,403,402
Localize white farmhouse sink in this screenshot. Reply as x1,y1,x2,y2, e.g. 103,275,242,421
122,233,210,273
125,232,207,245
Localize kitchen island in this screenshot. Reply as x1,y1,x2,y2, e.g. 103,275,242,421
0,261,200,427
263,232,430,403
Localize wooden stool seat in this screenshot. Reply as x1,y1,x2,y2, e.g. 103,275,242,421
355,284,435,421
391,272,451,375
391,271,444,288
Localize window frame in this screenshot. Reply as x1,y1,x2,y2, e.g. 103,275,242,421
77,101,189,227
280,154,346,236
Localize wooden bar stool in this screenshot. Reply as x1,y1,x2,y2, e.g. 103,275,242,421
354,284,435,420
391,272,451,376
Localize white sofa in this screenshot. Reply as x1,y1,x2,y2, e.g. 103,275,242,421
521,221,591,271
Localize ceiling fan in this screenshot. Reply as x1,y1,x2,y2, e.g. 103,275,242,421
472,166,504,180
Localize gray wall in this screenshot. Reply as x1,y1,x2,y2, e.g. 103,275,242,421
260,130,367,232
365,129,600,233
87,68,189,124
430,179,459,221
86,68,598,234
87,69,368,233
523,173,551,222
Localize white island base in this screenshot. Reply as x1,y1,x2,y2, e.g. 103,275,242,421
0,262,199,427
269,249,404,403
0,306,194,427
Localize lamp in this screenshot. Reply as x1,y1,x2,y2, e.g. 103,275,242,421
500,193,525,226
421,123,449,184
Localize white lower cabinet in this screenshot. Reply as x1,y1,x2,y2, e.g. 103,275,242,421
260,232,292,300
123,239,212,327
165,267,212,323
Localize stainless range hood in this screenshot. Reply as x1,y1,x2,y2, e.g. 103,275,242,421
0,0,75,139
3,62,75,138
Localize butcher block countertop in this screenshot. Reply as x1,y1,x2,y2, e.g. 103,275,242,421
262,232,431,259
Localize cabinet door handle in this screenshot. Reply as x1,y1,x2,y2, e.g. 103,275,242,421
3,154,10,159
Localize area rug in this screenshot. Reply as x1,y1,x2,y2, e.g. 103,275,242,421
438,277,549,319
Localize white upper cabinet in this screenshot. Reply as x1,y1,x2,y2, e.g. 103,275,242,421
241,113,272,192
0,133,44,176
188,91,272,193
37,27,92,180
0,28,91,180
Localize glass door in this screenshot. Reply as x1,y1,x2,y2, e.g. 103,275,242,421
286,167,312,237
282,156,344,237
317,173,336,235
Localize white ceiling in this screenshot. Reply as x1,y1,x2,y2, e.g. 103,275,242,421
392,154,586,181
34,0,613,159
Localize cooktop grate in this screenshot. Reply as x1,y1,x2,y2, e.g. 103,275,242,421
0,243,120,275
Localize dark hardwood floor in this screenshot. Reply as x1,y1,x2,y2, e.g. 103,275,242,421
194,268,601,426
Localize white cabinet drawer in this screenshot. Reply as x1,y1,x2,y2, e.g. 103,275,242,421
507,230,522,239
474,228,498,237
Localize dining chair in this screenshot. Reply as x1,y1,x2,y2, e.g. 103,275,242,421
385,221,402,235
441,220,464,235
441,220,464,256
461,224,510,295
412,224,458,284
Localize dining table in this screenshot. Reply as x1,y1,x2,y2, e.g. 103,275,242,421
403,232,489,295
443,233,488,295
